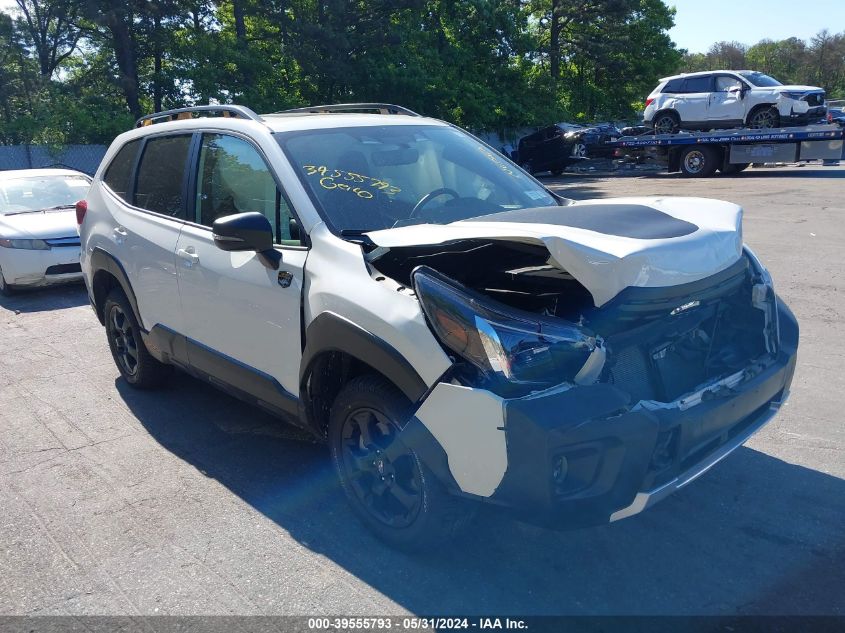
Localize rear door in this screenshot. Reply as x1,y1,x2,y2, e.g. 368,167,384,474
174,132,307,407
677,76,713,125
708,75,747,123
105,133,192,333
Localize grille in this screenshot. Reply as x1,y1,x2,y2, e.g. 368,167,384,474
44,237,81,248
45,263,82,275
608,345,654,403
803,93,825,107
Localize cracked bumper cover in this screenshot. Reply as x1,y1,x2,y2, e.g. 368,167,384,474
409,297,798,529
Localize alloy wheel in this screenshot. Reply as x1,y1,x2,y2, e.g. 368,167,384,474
653,115,678,134
750,109,778,129
340,406,422,528
108,304,139,377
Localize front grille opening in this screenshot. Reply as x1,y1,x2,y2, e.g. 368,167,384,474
601,255,769,403
45,263,82,275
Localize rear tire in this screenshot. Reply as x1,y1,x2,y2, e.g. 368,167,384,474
679,145,720,178
329,374,472,551
104,288,170,389
721,162,750,175
652,111,680,134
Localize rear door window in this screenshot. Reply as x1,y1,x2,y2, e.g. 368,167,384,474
103,139,140,201
134,135,192,218
683,76,713,93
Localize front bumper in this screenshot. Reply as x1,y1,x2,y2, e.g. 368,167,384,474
0,245,82,288
412,297,798,529
785,105,828,124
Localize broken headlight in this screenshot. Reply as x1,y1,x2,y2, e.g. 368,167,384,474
413,266,605,397
744,245,780,354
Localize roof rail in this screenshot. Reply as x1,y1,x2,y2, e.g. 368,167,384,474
135,105,263,128
273,103,421,117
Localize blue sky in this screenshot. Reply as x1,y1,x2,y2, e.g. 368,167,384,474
668,0,845,53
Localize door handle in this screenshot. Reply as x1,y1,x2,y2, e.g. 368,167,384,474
113,226,127,244
176,247,200,266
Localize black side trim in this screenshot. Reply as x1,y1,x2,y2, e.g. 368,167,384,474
90,247,142,327
300,312,429,403
146,324,303,425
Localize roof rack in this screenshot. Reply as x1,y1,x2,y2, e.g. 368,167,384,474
273,103,420,117
135,105,263,128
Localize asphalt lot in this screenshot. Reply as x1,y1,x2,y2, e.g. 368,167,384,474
1,164,844,616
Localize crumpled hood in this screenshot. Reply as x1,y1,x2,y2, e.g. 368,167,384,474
0,209,79,240
365,197,743,307
772,85,824,93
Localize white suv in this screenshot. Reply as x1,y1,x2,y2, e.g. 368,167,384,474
78,104,798,550
644,70,827,133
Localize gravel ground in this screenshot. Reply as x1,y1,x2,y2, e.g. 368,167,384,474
1,164,843,616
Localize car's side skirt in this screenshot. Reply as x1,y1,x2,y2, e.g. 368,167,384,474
143,324,306,430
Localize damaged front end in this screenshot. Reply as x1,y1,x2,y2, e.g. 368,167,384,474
369,238,798,527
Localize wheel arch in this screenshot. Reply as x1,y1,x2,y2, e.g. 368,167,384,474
652,108,680,123
746,103,779,124
90,247,142,328
299,312,434,437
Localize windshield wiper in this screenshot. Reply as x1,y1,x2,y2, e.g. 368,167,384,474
4,204,76,216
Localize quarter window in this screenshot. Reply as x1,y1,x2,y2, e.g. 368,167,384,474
194,134,300,245
134,135,192,217
103,139,140,201
662,78,684,93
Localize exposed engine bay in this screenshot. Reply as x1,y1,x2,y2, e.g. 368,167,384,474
368,239,772,403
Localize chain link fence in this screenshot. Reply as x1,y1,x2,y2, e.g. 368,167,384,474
0,144,108,176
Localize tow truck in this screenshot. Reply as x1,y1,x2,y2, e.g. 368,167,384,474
607,123,844,177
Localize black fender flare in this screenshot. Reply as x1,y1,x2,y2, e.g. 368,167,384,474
89,247,142,328
299,312,430,405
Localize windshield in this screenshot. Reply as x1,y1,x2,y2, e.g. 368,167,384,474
738,71,783,88
275,125,557,233
0,174,90,215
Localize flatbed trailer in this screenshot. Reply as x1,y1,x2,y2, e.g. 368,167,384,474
607,124,845,177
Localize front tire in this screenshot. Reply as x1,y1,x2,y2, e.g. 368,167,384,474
748,106,780,129
104,288,170,389
329,375,471,551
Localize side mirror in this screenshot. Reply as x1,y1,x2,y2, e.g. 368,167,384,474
212,212,280,269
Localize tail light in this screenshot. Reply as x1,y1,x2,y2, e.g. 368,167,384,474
645,97,655,108
75,200,88,225
828,113,833,123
